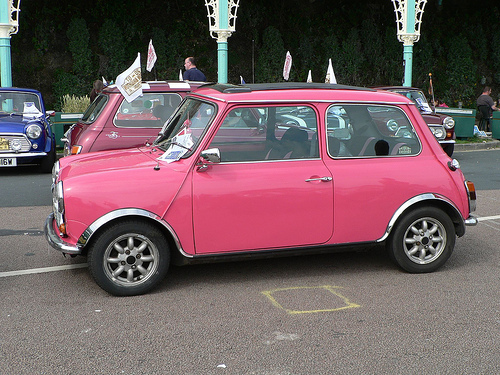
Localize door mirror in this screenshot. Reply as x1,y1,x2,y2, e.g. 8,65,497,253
200,148,221,163
197,148,221,171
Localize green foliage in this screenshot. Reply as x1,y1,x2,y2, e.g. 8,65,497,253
444,36,477,107
67,18,92,78
256,27,286,82
11,1,500,107
52,71,87,111
338,29,364,86
164,31,186,80
61,94,90,113
98,19,126,81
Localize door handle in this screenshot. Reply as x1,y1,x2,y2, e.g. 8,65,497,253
305,176,332,182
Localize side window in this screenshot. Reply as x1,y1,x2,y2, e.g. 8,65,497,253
113,93,182,128
326,104,421,158
81,94,108,123
208,106,319,162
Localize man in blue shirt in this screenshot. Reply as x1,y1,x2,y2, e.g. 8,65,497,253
183,57,207,81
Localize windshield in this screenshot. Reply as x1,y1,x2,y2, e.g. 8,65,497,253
0,91,43,117
81,94,108,123
393,89,432,114
155,98,216,162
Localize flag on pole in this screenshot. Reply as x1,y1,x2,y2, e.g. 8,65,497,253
102,77,108,86
179,69,183,81
116,53,142,103
307,70,312,83
146,39,157,72
325,58,337,84
283,51,292,81
240,76,245,84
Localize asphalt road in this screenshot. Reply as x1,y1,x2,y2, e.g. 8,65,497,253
0,150,499,374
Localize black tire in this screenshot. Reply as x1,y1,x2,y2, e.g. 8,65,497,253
88,220,170,296
39,147,56,173
443,143,454,157
388,207,455,273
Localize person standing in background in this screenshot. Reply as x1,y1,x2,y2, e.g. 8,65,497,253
90,80,104,102
477,86,498,132
183,57,206,81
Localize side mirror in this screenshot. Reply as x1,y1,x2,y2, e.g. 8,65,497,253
197,148,221,171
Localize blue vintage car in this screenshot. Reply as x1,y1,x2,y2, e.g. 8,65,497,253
0,87,56,172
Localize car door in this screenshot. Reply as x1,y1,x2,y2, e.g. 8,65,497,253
191,105,334,254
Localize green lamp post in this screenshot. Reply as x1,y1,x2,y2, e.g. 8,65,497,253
392,0,427,87
205,0,239,84
0,0,20,87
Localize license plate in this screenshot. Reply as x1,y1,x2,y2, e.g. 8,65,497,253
0,158,17,167
0,137,9,150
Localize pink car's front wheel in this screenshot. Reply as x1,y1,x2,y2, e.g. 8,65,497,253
88,220,170,296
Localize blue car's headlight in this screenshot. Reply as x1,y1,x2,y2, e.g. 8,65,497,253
26,124,42,139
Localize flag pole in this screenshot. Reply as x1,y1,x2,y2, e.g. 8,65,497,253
429,73,435,111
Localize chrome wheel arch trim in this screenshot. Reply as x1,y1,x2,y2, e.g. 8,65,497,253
77,208,189,257
378,193,465,243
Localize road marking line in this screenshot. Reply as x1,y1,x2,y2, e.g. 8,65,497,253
477,215,500,222
0,263,88,278
262,285,360,314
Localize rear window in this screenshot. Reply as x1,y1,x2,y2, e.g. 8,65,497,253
81,94,108,123
113,93,182,128
326,104,421,158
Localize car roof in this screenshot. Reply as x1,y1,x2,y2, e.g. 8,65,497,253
190,82,413,104
0,87,42,95
371,86,422,91
102,80,204,94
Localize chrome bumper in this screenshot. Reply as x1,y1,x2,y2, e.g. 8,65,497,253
0,151,47,157
464,215,478,226
44,213,83,255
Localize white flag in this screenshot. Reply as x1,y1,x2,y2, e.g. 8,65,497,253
102,76,108,86
283,51,292,81
146,39,157,72
179,69,183,81
307,70,312,83
325,58,337,84
116,53,142,103
240,76,246,84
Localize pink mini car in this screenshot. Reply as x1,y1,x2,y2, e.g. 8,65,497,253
45,83,477,296
62,81,201,155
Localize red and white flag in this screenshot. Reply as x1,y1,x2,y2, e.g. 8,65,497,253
146,39,157,72
283,51,292,81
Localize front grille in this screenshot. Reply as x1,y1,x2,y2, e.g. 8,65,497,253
0,134,32,152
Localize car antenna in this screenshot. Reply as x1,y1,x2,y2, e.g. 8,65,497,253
154,162,160,171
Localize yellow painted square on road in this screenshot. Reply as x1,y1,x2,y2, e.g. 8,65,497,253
262,285,360,314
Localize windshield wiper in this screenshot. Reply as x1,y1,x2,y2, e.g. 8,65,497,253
159,139,192,152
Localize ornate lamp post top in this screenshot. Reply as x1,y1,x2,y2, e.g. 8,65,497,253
0,0,21,38
204,0,240,83
205,0,239,40
0,0,21,87
392,0,427,87
392,0,427,45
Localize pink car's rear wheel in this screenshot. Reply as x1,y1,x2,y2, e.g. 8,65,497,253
388,207,455,273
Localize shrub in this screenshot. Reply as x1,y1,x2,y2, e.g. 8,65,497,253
61,94,90,113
